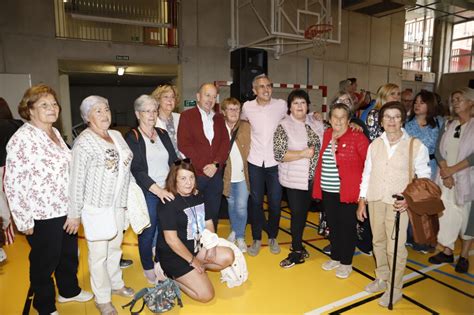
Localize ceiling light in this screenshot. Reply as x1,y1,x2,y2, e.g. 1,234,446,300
117,66,126,76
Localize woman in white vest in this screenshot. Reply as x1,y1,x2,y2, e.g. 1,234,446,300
273,89,324,268
357,101,430,308
429,87,474,274
70,96,135,315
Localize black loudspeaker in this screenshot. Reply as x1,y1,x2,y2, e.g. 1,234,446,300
230,48,268,103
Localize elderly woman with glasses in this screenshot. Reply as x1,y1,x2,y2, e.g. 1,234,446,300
357,101,430,308
69,95,134,315
156,160,234,302
313,103,369,279
428,87,474,274
4,85,93,315
125,95,178,283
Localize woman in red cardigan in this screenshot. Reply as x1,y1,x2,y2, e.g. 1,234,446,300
312,103,369,279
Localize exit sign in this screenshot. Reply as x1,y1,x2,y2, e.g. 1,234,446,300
116,55,130,61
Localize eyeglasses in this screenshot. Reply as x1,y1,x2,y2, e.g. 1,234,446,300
454,125,461,138
139,110,158,115
173,158,191,166
382,115,402,121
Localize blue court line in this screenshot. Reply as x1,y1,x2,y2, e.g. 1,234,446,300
407,259,474,285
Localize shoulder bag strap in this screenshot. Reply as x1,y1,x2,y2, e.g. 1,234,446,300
408,137,415,183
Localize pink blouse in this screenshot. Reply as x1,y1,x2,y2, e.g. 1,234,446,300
4,123,71,232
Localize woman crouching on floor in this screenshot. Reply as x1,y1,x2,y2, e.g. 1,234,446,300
156,159,234,302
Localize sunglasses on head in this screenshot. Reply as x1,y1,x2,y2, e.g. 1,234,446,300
454,125,461,139
173,158,191,166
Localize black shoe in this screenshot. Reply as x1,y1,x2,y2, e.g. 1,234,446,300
120,258,133,269
428,252,454,264
279,251,305,269
322,244,331,255
290,246,310,259
455,257,469,273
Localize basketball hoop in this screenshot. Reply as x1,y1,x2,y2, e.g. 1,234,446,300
304,24,333,57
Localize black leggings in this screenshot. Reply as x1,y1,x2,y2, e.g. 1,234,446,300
286,186,312,251
322,191,358,265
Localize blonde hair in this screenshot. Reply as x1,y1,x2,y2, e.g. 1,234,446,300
151,84,179,107
374,83,400,110
221,97,241,111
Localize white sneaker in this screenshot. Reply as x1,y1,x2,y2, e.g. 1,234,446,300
144,269,156,284
58,290,93,303
227,231,236,243
322,260,340,271
50,311,59,315
335,264,352,279
236,238,247,253
0,248,6,262
365,278,387,293
378,290,403,308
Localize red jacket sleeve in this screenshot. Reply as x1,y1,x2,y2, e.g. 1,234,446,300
212,114,230,166
177,109,207,172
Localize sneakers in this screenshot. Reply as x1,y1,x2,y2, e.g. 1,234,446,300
58,290,94,303
280,251,305,269
144,269,156,284
336,264,352,279
322,244,331,255
322,260,341,271
269,238,281,254
365,279,387,293
227,231,236,243
0,248,6,262
50,312,59,315
455,257,469,273
378,290,403,308
236,238,247,253
428,252,454,264
359,250,373,256
247,240,262,256
290,246,310,259
119,258,133,269
95,302,118,315
112,286,135,298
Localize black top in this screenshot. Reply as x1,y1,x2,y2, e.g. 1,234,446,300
125,127,178,194
157,194,209,255
0,119,24,166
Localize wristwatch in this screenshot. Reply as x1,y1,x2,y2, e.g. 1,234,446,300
214,162,220,168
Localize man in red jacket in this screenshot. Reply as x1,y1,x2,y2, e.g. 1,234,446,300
177,83,230,229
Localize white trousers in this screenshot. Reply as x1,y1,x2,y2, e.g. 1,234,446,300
86,208,125,303
438,185,472,250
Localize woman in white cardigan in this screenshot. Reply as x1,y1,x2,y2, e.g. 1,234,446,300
152,84,181,157
69,95,134,315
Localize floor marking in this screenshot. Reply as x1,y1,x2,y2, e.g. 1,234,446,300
408,259,474,285
306,254,473,315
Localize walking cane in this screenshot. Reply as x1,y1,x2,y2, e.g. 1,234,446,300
389,195,403,310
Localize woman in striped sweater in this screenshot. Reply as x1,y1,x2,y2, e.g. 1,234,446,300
312,103,369,279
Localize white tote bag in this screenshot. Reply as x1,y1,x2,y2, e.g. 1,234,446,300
82,205,118,241
127,181,151,234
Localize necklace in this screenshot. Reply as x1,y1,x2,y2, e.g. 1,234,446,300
139,127,156,144
180,195,202,253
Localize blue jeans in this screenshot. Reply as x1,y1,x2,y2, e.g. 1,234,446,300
227,180,249,239
248,162,282,240
138,191,162,270
196,169,223,230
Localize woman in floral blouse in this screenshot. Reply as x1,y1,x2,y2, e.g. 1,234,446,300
4,84,93,315
364,83,401,141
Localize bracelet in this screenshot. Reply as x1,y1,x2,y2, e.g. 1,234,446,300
188,256,194,266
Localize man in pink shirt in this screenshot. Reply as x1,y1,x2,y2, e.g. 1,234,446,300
241,74,286,256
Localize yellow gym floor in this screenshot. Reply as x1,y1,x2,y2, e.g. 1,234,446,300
1,202,473,314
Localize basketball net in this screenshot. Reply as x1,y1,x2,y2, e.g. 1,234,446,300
304,24,332,58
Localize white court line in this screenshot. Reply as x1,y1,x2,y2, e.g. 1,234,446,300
305,251,473,315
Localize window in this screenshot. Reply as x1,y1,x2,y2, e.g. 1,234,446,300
449,21,474,72
403,13,434,72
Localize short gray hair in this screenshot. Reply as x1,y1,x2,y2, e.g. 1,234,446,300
252,74,270,88
80,95,108,123
452,87,474,102
134,94,158,112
